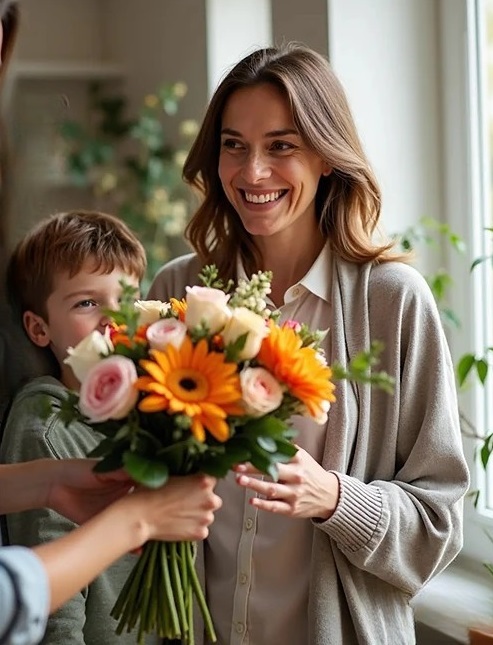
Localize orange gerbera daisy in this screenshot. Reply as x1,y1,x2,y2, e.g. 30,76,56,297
136,336,243,442
170,297,187,322
256,321,336,419
110,323,148,348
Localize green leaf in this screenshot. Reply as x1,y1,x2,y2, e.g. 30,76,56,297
476,359,489,384
87,437,118,458
457,353,476,386
440,307,461,329
240,416,288,439
471,255,490,272
122,452,169,488
256,436,278,453
92,450,125,473
223,442,252,464
224,333,248,362
480,434,493,469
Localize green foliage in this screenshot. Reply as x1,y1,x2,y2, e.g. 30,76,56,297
394,216,465,328
331,341,396,394
59,81,197,290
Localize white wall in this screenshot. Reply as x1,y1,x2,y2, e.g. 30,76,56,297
328,0,443,243
103,0,208,126
14,0,104,62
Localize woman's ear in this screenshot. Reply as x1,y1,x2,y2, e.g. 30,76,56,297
322,165,332,177
23,311,50,347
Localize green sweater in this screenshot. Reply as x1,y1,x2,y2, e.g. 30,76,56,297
0,376,160,645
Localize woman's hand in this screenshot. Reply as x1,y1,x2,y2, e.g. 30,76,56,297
235,447,340,520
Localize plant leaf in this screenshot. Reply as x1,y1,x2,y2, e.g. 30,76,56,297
122,451,169,488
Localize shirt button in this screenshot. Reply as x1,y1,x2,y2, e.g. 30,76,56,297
235,622,245,634
293,286,301,296
245,518,253,530
239,572,248,584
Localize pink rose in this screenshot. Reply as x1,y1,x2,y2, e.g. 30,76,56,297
185,286,231,334
282,319,302,333
146,318,187,351
79,355,139,422
240,367,283,417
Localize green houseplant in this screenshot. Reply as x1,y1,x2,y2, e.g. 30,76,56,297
59,81,198,291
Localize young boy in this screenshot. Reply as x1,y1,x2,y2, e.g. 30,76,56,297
0,210,212,644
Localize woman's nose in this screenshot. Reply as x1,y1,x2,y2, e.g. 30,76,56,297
240,151,271,183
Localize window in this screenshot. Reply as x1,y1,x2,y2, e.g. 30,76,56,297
443,0,493,561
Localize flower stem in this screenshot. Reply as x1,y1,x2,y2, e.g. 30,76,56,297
160,541,181,636
185,541,217,642
169,542,188,635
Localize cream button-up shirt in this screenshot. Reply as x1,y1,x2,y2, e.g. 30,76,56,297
205,244,332,645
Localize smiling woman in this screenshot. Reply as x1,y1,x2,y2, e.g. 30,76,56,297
147,42,470,645
218,83,329,267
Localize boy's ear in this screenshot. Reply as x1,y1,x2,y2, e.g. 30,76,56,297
23,311,50,347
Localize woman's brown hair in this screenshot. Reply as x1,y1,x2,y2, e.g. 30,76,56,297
184,42,403,281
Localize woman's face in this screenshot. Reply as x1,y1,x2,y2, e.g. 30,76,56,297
218,83,329,241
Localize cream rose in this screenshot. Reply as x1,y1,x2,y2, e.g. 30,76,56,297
311,399,331,425
185,286,231,334
222,307,269,361
78,355,139,422
64,329,114,384
146,318,187,351
240,367,283,417
134,299,170,326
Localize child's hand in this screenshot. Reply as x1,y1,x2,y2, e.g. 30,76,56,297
45,458,133,524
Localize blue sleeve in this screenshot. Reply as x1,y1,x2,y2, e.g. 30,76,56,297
0,546,49,645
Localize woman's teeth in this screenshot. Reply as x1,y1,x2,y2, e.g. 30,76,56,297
244,190,285,204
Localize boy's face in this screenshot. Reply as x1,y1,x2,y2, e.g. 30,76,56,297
24,261,140,390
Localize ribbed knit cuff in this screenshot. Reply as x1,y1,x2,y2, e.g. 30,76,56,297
315,472,384,553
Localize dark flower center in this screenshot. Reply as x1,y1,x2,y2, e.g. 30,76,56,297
180,377,197,391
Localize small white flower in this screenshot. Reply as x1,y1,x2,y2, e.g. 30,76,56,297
185,286,231,334
64,328,114,384
222,307,269,361
134,300,170,326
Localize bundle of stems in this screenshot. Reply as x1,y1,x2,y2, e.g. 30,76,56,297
111,540,216,644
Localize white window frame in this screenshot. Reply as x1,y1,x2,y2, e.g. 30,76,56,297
440,0,493,564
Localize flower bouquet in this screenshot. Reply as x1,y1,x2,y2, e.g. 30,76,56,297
55,265,392,644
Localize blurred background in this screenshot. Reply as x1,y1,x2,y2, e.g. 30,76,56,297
4,1,493,643
2,0,443,287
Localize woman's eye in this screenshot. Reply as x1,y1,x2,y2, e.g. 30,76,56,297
221,138,243,150
271,141,294,152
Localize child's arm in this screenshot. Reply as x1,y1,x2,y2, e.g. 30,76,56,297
1,403,98,644
0,459,132,517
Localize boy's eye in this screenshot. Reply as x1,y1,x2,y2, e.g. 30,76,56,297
76,299,98,309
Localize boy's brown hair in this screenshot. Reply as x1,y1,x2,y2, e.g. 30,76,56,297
6,210,147,320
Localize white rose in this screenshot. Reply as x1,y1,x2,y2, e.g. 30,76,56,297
311,399,332,425
185,286,231,334
240,367,283,417
134,299,170,326
146,318,187,351
64,328,114,384
222,307,269,361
